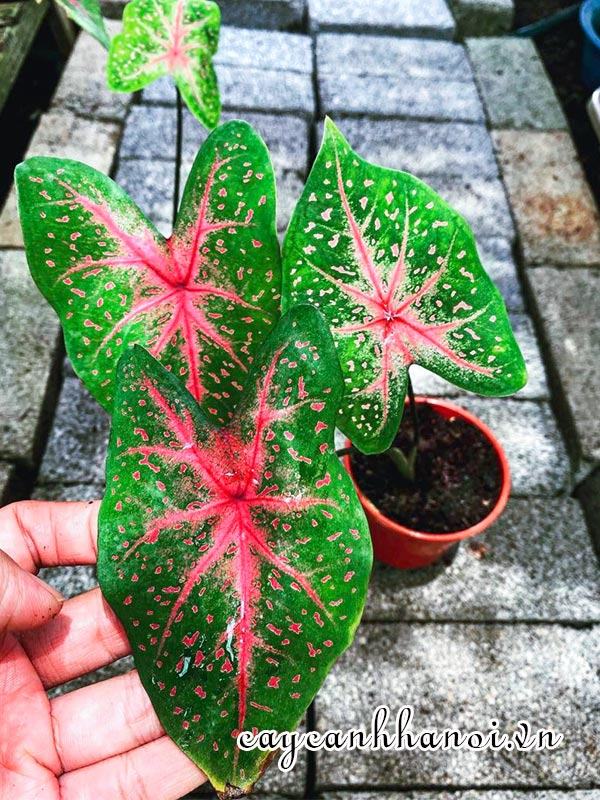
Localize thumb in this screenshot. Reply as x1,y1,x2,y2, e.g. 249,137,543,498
0,549,63,633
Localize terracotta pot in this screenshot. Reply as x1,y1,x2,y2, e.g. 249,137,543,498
343,398,511,570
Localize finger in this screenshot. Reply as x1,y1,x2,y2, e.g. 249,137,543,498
0,550,63,632
20,588,130,688
60,736,206,800
0,500,99,573
51,669,163,771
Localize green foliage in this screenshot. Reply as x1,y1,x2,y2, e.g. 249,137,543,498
98,307,372,795
55,0,110,49
107,0,221,128
16,121,281,423
282,119,527,454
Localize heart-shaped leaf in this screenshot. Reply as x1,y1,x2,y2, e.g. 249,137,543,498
282,119,527,454
55,0,110,49
107,0,221,128
97,305,372,796
16,120,281,423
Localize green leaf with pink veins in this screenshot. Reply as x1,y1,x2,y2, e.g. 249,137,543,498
107,0,220,128
282,118,527,455
55,0,110,49
16,120,281,424
97,305,372,797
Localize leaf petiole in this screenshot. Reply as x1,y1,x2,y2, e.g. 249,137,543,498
387,444,417,483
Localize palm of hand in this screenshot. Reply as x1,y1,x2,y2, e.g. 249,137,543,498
0,501,205,800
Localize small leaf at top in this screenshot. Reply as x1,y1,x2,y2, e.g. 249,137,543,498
282,119,527,454
97,305,372,796
107,0,221,128
55,0,110,49
16,120,280,423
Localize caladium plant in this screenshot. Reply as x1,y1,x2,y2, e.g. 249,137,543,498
97,306,372,796
54,0,110,49
282,119,527,454
16,120,280,424
107,0,221,128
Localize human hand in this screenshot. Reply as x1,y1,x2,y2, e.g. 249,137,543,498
0,500,207,800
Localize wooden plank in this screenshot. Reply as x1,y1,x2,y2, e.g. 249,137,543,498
0,0,49,113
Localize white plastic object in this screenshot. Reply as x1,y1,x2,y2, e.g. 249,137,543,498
587,88,600,142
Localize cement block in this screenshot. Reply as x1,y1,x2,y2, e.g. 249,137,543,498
309,0,455,38
494,129,600,267
316,624,600,787
0,251,61,467
364,497,600,623
467,37,567,131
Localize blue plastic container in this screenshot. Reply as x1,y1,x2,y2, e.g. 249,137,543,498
581,0,600,90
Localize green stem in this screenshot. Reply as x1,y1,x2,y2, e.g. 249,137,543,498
173,87,183,227
387,445,417,482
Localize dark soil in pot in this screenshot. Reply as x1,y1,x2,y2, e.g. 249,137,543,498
349,404,502,534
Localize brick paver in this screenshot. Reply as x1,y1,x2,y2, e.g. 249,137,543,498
1,7,599,800
0,251,61,468
308,0,455,38
467,37,567,131
525,267,600,468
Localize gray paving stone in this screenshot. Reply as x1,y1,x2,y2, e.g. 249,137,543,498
450,0,514,37
115,158,176,236
411,314,549,401
324,792,600,799
276,170,304,233
32,483,103,502
37,377,109,486
220,65,314,117
0,110,121,248
467,38,567,131
446,397,570,496
317,36,483,122
186,106,310,175
142,65,315,118
419,174,515,242
309,0,456,38
39,563,98,600
526,267,600,468
494,129,600,267
51,21,131,123
477,237,524,312
183,110,310,178
317,34,475,82
0,251,61,468
121,107,309,233
363,497,600,623
321,118,498,178
100,0,306,28
214,0,306,31
254,758,306,798
319,75,483,125
120,104,178,160
0,463,14,505
217,27,312,73
316,624,600,787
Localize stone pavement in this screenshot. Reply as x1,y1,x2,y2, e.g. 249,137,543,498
1,1,600,797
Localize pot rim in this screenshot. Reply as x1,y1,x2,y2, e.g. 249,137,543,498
581,0,600,49
343,397,511,544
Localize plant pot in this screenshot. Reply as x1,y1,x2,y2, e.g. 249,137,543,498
581,0,600,91
343,398,511,570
